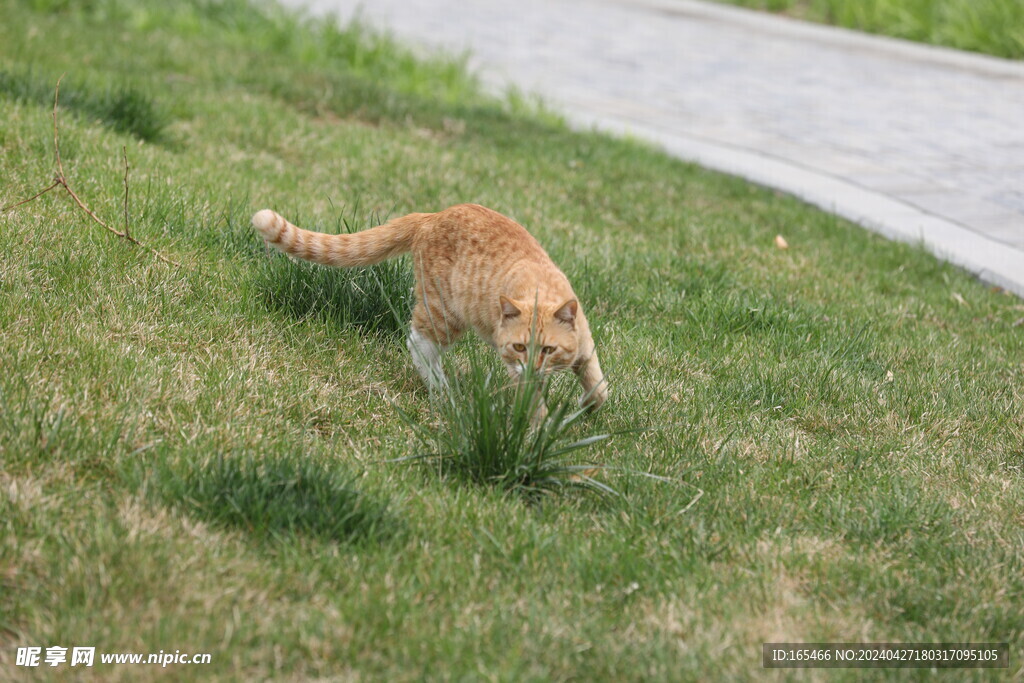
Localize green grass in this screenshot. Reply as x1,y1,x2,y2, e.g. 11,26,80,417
710,0,1024,59
155,448,391,544
251,212,415,339
153,451,393,544
398,343,614,499
0,68,171,142
1,0,1022,679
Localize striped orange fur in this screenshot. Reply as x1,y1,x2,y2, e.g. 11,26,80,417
253,204,607,410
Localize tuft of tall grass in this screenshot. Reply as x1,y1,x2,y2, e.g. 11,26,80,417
249,212,414,339
0,68,170,141
157,452,392,544
102,87,168,141
398,343,613,499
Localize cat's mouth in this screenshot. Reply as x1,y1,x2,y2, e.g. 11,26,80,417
507,360,560,380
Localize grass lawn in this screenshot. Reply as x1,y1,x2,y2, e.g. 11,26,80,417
2,0,1023,679
708,0,1024,59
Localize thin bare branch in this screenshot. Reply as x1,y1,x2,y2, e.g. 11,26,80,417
57,180,180,267
122,145,130,240
1,180,62,213
58,180,125,238
5,76,183,268
53,73,66,181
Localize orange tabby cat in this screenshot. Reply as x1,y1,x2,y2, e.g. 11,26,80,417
252,204,607,411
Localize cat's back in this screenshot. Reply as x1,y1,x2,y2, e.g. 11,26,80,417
415,203,548,262
412,204,576,336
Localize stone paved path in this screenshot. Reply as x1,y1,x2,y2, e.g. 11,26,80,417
284,0,1024,296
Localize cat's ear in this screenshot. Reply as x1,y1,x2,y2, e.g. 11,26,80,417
554,299,578,327
499,296,522,321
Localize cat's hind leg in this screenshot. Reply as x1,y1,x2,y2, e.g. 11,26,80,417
407,327,449,394
408,302,464,394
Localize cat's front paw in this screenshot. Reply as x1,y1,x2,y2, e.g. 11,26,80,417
579,384,608,412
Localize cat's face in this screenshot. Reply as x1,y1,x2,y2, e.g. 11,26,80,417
496,296,579,378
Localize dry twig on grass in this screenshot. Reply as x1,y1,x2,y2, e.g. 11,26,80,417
0,75,181,267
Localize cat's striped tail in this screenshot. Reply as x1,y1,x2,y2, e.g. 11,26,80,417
252,209,427,267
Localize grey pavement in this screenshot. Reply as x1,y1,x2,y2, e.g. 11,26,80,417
284,0,1024,297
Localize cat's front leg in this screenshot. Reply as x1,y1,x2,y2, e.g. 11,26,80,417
504,362,549,426
531,395,549,427
574,352,608,411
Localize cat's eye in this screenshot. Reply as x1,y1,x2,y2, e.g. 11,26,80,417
541,346,556,355
513,343,527,353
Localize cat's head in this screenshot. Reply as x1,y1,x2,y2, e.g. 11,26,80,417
496,295,579,377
